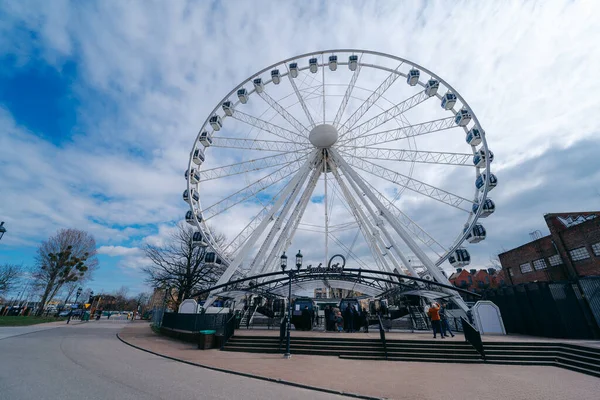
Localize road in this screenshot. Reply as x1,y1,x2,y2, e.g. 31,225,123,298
0,321,346,400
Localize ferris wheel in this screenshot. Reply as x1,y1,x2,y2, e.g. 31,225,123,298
184,50,497,310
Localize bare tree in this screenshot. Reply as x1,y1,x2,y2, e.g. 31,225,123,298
33,229,98,315
142,223,227,310
0,264,22,295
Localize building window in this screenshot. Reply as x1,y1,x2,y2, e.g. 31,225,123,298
508,268,514,276
569,247,590,262
533,259,547,270
520,262,533,273
592,242,600,256
548,254,562,266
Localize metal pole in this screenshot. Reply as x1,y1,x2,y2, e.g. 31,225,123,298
284,272,292,359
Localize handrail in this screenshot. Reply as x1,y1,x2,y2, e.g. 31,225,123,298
461,316,485,359
220,313,237,350
377,314,388,360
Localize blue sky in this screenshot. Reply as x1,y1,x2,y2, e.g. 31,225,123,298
1,1,600,297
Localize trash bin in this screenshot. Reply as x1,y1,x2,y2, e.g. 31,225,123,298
82,311,90,321
198,330,216,350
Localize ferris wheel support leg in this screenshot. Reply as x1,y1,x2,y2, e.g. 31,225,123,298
248,154,318,276
202,152,317,310
343,166,420,280
260,160,323,276
327,158,394,274
332,149,470,312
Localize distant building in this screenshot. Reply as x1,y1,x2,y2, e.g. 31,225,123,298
498,212,600,285
448,268,505,292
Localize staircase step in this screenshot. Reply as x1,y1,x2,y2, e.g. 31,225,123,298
556,356,600,373
556,360,600,378
386,356,482,364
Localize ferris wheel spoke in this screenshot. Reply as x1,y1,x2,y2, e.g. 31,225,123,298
341,117,456,148
200,152,308,182
286,65,317,128
339,91,431,145
223,207,271,256
333,57,362,128
340,153,472,211
338,65,401,137
340,147,473,167
212,137,310,153
202,160,304,220
257,90,309,135
361,179,446,257
231,110,309,144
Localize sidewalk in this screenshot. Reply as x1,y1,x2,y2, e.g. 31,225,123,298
118,323,600,400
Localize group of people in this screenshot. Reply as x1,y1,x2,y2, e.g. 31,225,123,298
324,304,370,333
426,302,455,339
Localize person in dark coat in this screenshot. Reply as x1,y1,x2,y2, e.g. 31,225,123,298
344,304,354,333
301,306,311,331
324,306,331,331
352,306,360,333
361,307,369,333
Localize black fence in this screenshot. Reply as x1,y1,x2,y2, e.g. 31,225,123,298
461,317,485,359
482,278,600,339
162,312,230,334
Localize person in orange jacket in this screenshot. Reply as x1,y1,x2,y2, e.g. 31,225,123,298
427,302,445,339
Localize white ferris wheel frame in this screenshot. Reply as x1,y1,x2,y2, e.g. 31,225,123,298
185,49,494,311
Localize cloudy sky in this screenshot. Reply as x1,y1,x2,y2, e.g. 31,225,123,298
1,0,599,295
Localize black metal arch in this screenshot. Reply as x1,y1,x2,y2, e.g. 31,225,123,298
192,268,480,299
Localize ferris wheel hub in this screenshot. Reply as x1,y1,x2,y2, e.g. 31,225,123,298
309,124,338,148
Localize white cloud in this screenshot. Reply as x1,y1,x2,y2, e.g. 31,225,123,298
1,0,599,290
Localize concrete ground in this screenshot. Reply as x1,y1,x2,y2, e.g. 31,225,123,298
0,320,344,400
0,319,65,340
119,323,600,400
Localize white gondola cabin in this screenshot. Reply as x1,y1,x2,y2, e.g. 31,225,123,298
476,172,498,192
309,57,318,73
472,198,496,218
222,101,233,116
183,188,199,204
204,252,216,263
185,210,202,225
424,79,439,97
473,149,494,168
192,148,205,165
237,88,248,104
328,55,338,71
464,224,487,244
271,69,281,84
449,248,471,268
192,231,207,247
209,115,222,131
466,127,482,146
407,69,420,86
441,92,457,110
253,78,264,93
199,131,213,147
289,62,299,78
455,108,472,126
185,168,200,184
349,55,358,71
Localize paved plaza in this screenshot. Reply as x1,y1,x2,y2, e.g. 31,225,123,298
119,322,600,400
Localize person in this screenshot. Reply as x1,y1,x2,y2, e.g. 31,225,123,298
344,304,354,333
361,307,369,333
427,302,444,339
335,311,344,332
440,303,455,338
301,306,311,331
324,306,331,331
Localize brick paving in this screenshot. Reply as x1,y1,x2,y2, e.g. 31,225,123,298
119,322,600,400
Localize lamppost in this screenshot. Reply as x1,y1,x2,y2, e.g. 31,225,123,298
67,287,82,324
87,291,94,321
0,221,6,241
281,250,302,359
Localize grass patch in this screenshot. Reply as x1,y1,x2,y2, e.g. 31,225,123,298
0,316,66,327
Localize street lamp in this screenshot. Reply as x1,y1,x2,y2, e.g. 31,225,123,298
296,250,303,270
0,221,6,241
67,287,82,324
280,252,292,358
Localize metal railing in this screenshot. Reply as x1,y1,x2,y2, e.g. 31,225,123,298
461,316,485,359
220,313,238,350
377,314,388,360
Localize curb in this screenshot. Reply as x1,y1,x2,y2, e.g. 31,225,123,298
116,332,384,400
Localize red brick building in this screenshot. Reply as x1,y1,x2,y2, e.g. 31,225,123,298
449,268,506,292
498,212,600,285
